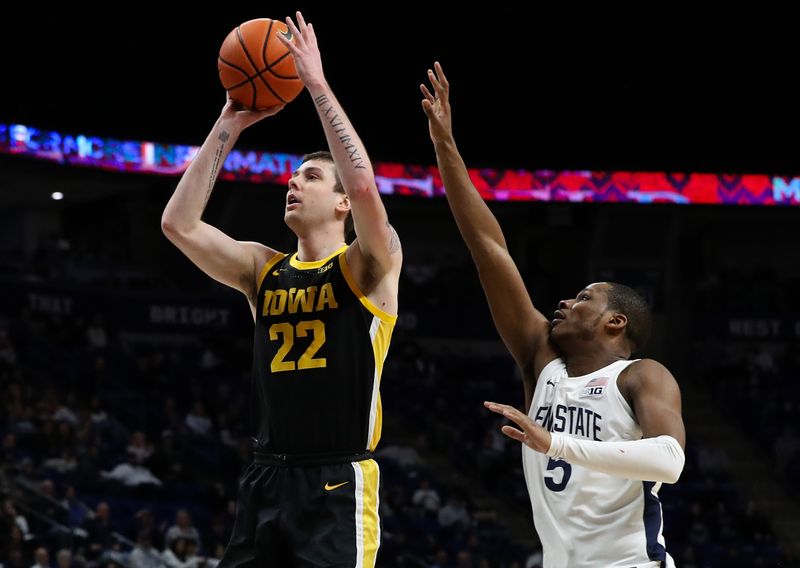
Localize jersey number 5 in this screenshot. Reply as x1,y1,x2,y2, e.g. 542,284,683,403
269,320,327,372
544,458,572,492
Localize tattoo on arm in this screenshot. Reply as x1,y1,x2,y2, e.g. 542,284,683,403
387,221,401,255
314,94,366,169
205,130,230,204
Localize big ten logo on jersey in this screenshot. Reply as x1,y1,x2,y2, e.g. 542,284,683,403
262,284,338,317
580,376,608,398
317,261,334,274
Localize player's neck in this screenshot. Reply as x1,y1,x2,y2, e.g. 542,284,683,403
564,343,629,377
295,231,346,262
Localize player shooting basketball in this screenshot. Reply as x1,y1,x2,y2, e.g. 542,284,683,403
162,12,401,566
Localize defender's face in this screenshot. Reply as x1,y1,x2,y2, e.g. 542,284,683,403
285,160,340,226
549,282,612,345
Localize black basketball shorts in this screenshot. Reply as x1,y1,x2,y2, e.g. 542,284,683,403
219,457,380,567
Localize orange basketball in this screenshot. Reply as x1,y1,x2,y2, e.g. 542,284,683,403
218,18,304,110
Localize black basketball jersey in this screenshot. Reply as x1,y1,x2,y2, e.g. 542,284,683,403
251,245,396,455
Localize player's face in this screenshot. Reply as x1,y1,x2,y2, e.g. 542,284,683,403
284,160,342,228
550,282,613,345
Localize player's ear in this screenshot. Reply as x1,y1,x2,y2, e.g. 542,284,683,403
335,193,350,214
607,312,627,332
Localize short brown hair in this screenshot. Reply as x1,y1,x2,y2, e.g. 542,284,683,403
605,282,652,353
300,151,354,238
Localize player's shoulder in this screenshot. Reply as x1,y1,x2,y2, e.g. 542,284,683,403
628,358,671,375
249,244,286,293
246,243,285,272
244,242,283,263
621,358,678,391
531,354,565,382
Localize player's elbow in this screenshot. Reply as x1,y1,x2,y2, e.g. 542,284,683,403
344,168,378,196
346,183,374,200
160,216,194,243
659,466,683,485
160,216,179,240
471,240,511,272
656,435,685,484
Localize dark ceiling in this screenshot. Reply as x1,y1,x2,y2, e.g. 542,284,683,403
3,6,797,175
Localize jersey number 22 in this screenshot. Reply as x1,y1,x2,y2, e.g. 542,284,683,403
269,320,327,372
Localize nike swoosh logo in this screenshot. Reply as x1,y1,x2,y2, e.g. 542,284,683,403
324,481,349,491
272,270,282,276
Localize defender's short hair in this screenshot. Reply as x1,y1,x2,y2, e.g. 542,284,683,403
606,282,652,352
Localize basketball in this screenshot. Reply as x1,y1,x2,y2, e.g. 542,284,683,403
218,18,304,110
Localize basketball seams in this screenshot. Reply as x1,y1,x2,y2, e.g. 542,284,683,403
235,25,262,78
265,52,299,80
254,72,288,105
218,56,253,88
219,53,298,90
235,24,271,108
261,20,274,69
237,22,290,106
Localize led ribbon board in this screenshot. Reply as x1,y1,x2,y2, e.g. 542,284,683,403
2,123,798,205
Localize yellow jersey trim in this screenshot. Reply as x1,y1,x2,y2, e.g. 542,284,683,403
288,245,349,269
256,252,287,291
339,253,398,324
367,317,393,451
354,460,380,567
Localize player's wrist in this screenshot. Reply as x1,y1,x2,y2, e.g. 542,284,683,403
305,78,330,98
433,136,457,152
545,432,563,457
216,114,246,134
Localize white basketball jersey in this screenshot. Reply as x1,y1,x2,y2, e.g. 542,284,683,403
523,358,675,568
